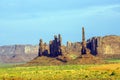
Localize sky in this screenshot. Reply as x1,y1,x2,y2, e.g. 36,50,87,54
0,0,120,45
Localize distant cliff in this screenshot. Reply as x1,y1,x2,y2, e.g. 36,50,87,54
0,45,38,63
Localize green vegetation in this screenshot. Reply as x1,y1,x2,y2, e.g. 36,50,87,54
105,59,120,63
0,63,14,68
0,62,25,68
0,63,120,80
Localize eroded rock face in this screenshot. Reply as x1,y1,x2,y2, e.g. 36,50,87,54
25,45,38,54
102,35,120,54
66,41,82,54
0,45,38,63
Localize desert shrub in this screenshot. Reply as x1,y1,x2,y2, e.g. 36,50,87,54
110,71,116,76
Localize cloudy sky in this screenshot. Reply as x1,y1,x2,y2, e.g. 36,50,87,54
0,0,120,45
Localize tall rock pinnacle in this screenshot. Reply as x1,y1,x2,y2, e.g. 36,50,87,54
81,27,87,54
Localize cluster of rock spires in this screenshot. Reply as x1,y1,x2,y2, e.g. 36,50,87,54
38,34,62,57
37,27,102,62
24,27,105,65
37,27,120,60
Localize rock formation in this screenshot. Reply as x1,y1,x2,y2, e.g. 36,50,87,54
37,34,63,57
87,35,120,58
87,37,98,55
38,39,44,56
81,27,87,54
49,34,62,57
66,41,81,54
37,27,120,60
81,27,91,56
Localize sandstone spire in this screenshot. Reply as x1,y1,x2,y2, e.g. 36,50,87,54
49,34,62,57
82,27,85,42
38,39,44,56
81,27,87,54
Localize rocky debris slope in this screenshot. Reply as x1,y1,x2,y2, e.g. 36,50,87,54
21,54,105,66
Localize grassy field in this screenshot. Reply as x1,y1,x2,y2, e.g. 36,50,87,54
0,59,120,80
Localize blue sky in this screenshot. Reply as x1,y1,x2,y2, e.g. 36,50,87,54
0,0,120,45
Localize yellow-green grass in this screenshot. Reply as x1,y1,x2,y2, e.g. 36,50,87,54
0,63,120,80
